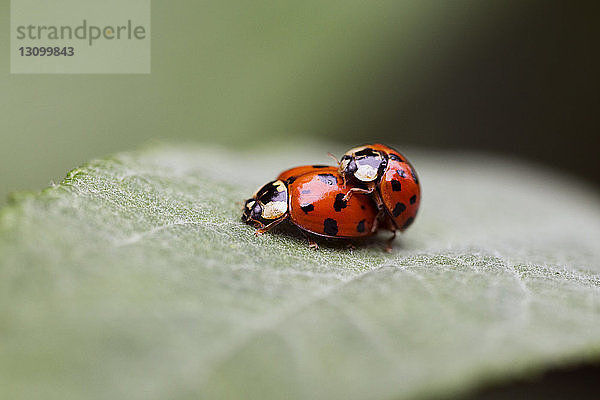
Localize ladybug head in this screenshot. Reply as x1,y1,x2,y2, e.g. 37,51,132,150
241,180,289,227
339,146,386,183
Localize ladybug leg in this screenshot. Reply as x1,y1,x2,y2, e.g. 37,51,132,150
371,210,382,233
342,187,374,202
254,215,286,236
299,230,319,249
375,211,398,252
367,190,387,234
307,236,319,249
371,188,385,211
385,229,397,253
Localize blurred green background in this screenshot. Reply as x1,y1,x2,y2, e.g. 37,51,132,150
1,0,598,203
1,2,599,397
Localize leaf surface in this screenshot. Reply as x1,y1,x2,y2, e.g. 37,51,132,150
1,144,599,400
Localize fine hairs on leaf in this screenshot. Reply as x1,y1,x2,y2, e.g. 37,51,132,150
1,143,599,400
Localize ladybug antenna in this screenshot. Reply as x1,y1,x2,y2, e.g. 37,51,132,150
327,152,340,167
327,152,349,188
326,152,348,188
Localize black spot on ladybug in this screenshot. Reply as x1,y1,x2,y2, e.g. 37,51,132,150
355,148,378,157
323,218,338,236
396,169,406,178
333,193,348,212
410,195,417,204
410,167,419,184
317,173,337,186
311,165,328,168
392,202,406,217
360,205,366,210
301,189,311,194
401,216,414,229
391,180,402,191
388,153,404,162
357,219,366,233
300,204,315,213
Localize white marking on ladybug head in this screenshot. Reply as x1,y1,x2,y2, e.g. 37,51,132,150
246,200,256,209
262,201,288,219
355,163,379,181
274,180,286,192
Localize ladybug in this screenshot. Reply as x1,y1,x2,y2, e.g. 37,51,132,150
337,144,421,244
242,166,380,248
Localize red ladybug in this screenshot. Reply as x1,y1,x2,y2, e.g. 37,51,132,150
242,166,379,248
337,144,420,244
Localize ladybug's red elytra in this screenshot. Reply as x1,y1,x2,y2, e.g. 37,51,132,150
242,166,381,248
337,144,420,244
277,164,331,182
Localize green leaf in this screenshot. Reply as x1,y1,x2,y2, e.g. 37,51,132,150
1,144,599,400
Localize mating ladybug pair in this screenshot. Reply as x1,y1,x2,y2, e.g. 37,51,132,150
241,144,420,250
